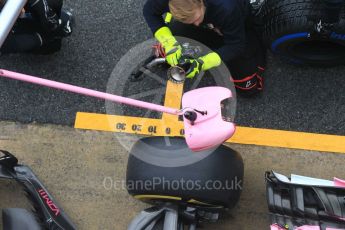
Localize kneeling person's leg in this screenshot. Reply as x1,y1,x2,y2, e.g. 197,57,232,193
228,25,266,97
45,0,63,16
0,33,42,54
228,55,264,97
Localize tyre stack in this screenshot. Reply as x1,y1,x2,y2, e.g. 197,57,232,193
261,0,345,65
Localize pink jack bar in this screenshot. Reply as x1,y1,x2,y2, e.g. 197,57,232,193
0,69,235,151
0,69,179,115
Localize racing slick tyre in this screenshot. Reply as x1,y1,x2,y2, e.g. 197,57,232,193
262,0,345,66
126,137,244,210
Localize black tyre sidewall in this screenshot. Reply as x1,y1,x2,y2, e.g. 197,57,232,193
262,0,345,65
126,137,244,209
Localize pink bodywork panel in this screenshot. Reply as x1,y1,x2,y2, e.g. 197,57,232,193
334,178,345,188
271,224,344,230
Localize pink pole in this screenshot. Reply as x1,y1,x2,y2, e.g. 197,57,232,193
0,69,180,115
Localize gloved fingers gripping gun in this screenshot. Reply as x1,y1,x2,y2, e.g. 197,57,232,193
130,42,202,84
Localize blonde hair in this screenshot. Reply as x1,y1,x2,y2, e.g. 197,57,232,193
169,0,204,23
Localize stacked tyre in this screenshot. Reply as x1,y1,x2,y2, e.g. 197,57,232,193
262,0,345,65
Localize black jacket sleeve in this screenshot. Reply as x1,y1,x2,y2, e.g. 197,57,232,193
26,0,60,32
215,4,247,62
143,0,170,34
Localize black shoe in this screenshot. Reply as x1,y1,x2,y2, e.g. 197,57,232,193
51,9,74,39
59,9,74,37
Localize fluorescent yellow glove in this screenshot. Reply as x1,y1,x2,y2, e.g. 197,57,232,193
154,26,182,66
164,12,173,24
199,52,222,71
183,52,222,79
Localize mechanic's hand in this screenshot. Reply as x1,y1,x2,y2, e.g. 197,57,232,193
180,58,203,79
181,52,222,79
154,27,182,66
165,44,182,66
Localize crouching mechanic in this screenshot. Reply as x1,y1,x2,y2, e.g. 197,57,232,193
143,0,266,97
0,0,73,55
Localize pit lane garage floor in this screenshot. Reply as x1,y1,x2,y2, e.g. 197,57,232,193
0,121,344,230
1,0,345,229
